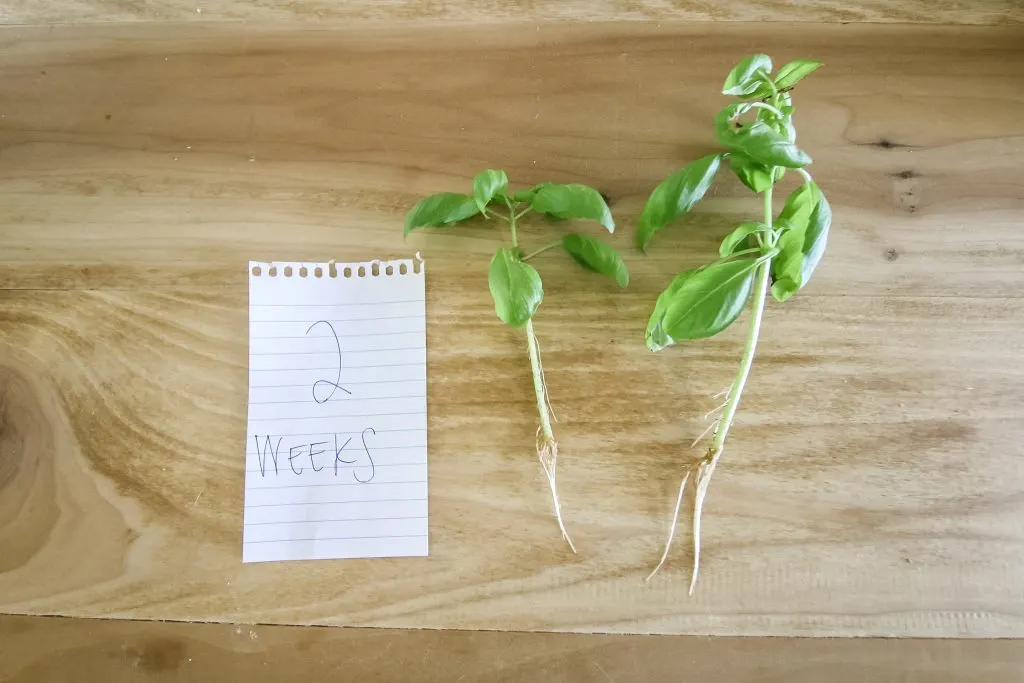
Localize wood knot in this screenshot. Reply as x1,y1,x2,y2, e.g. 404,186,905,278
0,366,60,573
891,171,921,214
872,138,909,150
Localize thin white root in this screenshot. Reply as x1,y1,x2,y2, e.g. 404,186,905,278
538,433,576,553
651,388,733,587
689,420,719,449
645,468,691,582
702,400,729,422
689,448,723,596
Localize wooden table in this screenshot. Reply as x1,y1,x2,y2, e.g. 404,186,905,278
2,2,1023,679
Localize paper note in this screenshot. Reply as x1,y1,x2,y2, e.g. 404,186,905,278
243,259,428,563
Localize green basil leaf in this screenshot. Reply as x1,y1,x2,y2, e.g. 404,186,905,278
728,153,774,192
722,54,773,97
757,106,796,143
799,190,831,287
778,91,794,114
780,117,796,143
511,182,551,203
650,259,759,348
404,193,480,236
645,269,697,351
770,227,804,302
719,221,766,257
637,154,722,250
771,277,801,303
488,247,543,327
472,169,509,213
561,233,629,288
511,182,577,222
777,182,819,233
728,121,811,169
715,102,753,146
774,59,822,91
528,183,614,233
770,184,830,302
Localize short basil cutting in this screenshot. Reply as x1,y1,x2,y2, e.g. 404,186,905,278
405,172,628,551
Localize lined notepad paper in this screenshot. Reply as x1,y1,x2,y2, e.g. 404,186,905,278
243,260,428,563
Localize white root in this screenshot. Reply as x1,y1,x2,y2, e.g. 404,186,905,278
527,327,572,552
702,399,729,422
692,386,731,447
537,431,576,553
645,468,691,582
689,448,723,595
649,386,734,585
689,420,719,449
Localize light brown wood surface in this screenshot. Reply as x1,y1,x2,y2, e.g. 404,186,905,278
1,21,1023,638
2,0,1020,27
4,615,1024,683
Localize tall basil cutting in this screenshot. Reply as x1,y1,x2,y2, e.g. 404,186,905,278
639,55,830,590
405,173,629,551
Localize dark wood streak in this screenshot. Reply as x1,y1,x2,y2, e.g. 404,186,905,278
4,614,1024,683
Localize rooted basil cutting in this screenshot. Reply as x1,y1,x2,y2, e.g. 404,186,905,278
404,171,628,553
638,54,831,593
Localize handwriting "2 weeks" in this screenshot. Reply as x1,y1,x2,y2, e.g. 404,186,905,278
253,427,376,483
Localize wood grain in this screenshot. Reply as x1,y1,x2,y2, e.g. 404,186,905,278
1,22,1023,637
1,0,1021,27
4,615,1024,683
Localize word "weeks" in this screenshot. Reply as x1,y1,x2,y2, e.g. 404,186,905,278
252,428,377,483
